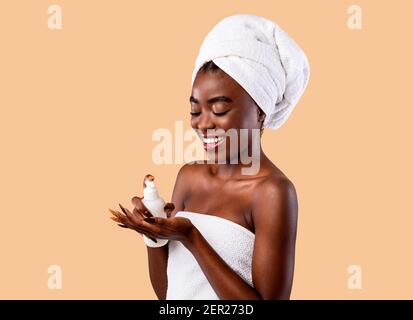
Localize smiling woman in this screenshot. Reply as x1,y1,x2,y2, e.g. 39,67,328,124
110,13,310,300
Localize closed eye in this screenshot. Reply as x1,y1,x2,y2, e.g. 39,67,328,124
190,110,230,117
213,110,230,116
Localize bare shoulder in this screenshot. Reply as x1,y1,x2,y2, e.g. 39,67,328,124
170,161,205,215
176,161,205,180
255,173,297,205
252,172,298,231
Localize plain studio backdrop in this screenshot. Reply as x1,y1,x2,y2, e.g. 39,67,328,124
0,0,412,299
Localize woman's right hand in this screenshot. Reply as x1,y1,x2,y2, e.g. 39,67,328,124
109,196,175,243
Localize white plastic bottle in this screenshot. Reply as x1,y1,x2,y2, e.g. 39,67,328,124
141,175,169,247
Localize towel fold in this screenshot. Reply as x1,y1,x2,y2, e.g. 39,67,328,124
166,211,255,300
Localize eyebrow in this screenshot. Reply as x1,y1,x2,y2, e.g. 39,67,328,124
189,95,233,104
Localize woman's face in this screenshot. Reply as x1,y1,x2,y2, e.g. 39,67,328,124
190,69,264,163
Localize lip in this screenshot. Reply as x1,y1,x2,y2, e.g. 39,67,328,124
201,135,226,138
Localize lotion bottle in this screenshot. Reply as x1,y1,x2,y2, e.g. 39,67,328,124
141,175,168,247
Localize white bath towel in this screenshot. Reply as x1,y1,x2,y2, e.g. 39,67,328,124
191,14,310,130
166,211,255,300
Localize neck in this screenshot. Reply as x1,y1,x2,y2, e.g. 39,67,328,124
209,147,270,179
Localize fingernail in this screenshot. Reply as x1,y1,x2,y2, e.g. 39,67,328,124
149,236,157,243
119,203,127,214
143,210,153,218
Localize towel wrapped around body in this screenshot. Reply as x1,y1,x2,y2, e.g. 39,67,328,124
166,211,255,300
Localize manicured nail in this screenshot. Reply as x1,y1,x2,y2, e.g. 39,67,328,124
149,236,157,243
108,208,118,216
143,210,155,218
119,203,127,214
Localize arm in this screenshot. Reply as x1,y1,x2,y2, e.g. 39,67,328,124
146,246,168,300
145,165,188,300
182,178,298,300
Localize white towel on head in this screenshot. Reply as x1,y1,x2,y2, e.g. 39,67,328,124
166,211,255,300
191,14,310,130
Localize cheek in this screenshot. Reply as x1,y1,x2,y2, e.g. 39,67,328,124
216,114,251,131
229,113,256,130
215,116,234,129
241,110,260,129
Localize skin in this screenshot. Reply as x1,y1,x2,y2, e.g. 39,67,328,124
109,68,298,300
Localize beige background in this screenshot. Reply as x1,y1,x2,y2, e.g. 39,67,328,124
0,0,412,299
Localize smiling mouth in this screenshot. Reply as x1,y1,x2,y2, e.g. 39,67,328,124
201,136,225,150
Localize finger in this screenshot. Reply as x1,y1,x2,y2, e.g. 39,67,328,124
144,217,166,226
138,208,153,219
115,212,134,228
109,209,130,226
110,216,121,222
130,220,158,236
122,204,146,225
116,224,157,242
136,220,166,240
131,196,142,205
115,207,154,234
120,204,145,227
111,207,158,242
108,208,123,218
164,202,175,217
131,197,154,218
119,203,136,221
133,207,145,219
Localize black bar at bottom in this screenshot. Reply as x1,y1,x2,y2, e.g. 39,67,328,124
0,300,411,319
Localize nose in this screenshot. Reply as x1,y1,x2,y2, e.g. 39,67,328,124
194,112,216,134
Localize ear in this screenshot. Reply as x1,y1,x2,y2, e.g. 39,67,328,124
257,107,266,123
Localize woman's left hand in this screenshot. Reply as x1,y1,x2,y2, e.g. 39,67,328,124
109,200,195,244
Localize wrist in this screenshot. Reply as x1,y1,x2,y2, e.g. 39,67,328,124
182,225,201,250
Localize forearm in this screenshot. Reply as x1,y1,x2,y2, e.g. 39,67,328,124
182,228,262,300
146,244,168,300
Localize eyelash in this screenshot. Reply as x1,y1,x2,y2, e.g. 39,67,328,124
190,110,230,117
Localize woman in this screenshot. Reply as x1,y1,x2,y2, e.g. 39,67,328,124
110,14,309,300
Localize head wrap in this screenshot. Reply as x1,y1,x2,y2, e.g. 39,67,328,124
191,14,310,130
